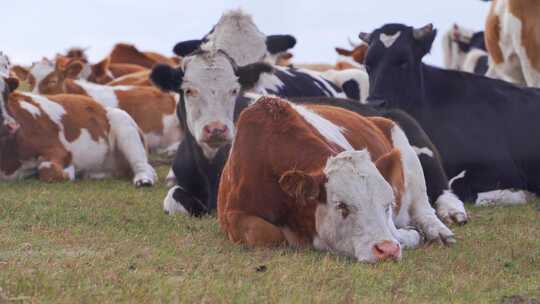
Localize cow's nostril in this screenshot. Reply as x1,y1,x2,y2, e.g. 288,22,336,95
373,240,400,261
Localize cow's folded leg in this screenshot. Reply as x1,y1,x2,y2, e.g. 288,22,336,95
38,160,70,182
435,190,468,225
106,108,156,187
163,185,208,216
225,211,286,247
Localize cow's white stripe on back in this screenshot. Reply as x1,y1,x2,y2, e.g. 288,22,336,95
290,103,353,151
74,80,132,108
412,146,434,158
21,93,66,124
19,101,41,118
380,31,402,48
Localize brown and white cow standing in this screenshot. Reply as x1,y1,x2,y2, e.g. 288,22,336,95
485,0,540,86
217,97,454,263
24,60,182,155
0,76,156,186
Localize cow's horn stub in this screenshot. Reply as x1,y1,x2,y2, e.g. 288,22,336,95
413,24,434,40
358,32,371,44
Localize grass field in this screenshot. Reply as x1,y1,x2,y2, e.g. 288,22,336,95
0,164,539,303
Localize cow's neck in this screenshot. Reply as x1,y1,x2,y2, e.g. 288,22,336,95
0,134,24,175
62,79,89,96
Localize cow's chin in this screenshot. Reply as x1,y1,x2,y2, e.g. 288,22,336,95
198,139,231,160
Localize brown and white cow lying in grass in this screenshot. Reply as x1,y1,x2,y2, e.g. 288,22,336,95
485,0,540,86
0,76,156,186
18,59,183,155
218,97,455,263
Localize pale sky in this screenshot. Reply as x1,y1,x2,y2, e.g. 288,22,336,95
3,0,491,66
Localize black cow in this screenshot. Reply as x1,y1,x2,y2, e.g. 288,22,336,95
362,23,540,205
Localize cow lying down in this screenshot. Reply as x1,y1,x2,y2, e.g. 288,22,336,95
0,76,156,186
218,97,454,263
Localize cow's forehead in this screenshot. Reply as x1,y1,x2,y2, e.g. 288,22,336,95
203,9,267,66
324,150,393,201
30,59,55,80
183,53,237,87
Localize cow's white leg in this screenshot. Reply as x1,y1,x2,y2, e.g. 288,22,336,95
106,108,156,187
165,168,177,187
390,126,455,244
163,186,188,215
475,189,533,206
435,190,468,225
387,210,422,249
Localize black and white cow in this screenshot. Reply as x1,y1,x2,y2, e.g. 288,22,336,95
150,51,467,224
171,9,368,102
442,24,488,75
361,23,540,205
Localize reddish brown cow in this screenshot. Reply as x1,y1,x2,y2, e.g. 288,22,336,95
0,76,156,186
218,97,454,263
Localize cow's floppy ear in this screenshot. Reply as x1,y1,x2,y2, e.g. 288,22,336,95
413,24,437,57
150,64,184,92
375,149,404,199
91,58,109,77
4,77,19,92
266,35,297,54
358,32,372,44
335,47,353,57
10,65,30,81
352,44,368,64
63,60,84,79
279,170,326,205
173,40,202,57
235,62,273,90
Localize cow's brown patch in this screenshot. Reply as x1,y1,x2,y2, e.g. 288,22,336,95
115,87,176,134
109,43,178,69
107,70,152,86
374,149,405,212
508,0,540,71
485,1,504,65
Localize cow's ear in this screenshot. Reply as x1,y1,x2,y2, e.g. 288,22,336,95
266,35,297,54
352,44,368,64
335,47,353,56
91,58,109,77
4,77,19,92
173,40,202,57
150,64,184,92
279,170,326,205
375,149,404,195
413,24,437,57
10,65,30,81
63,60,84,79
235,62,273,90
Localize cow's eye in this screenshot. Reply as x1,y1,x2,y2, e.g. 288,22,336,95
231,88,239,95
185,88,198,97
336,202,350,219
398,60,408,70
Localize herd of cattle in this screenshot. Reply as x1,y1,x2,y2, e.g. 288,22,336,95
1,1,538,263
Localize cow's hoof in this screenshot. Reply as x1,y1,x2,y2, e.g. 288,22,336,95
163,186,188,215
135,178,154,188
436,191,469,225
423,222,456,246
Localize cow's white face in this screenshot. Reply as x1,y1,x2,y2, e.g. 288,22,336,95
29,59,55,93
203,9,267,66
315,150,401,263
181,52,240,159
